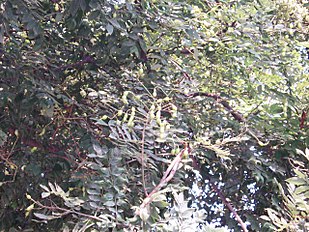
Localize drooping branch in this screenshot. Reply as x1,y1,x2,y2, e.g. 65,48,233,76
169,57,245,123
299,110,307,129
27,195,116,223
210,183,248,232
56,55,95,71
139,143,189,209
187,92,245,123
190,154,248,232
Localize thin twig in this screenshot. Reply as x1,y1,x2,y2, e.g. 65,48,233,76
30,198,115,222
141,120,148,196
8,133,19,159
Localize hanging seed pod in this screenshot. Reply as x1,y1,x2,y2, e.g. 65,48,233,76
117,109,123,117
122,112,129,123
128,107,136,127
171,104,178,118
122,91,129,105
156,110,161,125
149,104,156,120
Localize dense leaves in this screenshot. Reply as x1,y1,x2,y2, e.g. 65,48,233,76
0,0,308,231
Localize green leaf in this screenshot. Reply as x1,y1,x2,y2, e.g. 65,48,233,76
41,192,51,198
79,0,87,11
139,207,150,221
107,18,121,30
104,201,115,207
34,213,57,220
91,118,108,126
286,177,307,186
0,129,8,146
103,192,114,201
294,186,309,195
106,23,114,35
69,0,80,15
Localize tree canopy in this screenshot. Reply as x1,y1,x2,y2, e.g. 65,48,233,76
0,0,308,231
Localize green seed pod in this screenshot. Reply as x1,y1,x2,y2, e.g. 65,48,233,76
101,115,108,120
128,107,136,125
163,97,170,101
159,131,165,140
122,112,129,123
149,111,155,120
128,121,134,128
117,109,123,117
150,104,156,111
122,91,129,105
138,68,143,76
171,104,178,118
153,89,157,97
156,110,161,125
54,3,59,11
183,149,189,159
160,124,165,134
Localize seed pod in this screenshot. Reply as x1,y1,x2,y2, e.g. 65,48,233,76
183,149,189,159
153,89,157,98
128,121,134,128
122,91,129,105
163,97,170,101
150,104,156,111
122,112,129,123
128,107,136,126
171,104,177,118
117,109,123,117
160,123,165,134
156,110,161,125
138,68,143,76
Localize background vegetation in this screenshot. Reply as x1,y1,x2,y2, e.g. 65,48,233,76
0,0,308,231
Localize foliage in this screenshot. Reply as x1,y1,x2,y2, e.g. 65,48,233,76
0,0,308,231
261,148,309,231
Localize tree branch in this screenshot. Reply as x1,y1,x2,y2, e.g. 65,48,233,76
190,154,248,232
140,144,188,209
187,92,245,123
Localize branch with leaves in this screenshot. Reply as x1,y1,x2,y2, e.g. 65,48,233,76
188,92,245,123
138,143,189,211
190,154,248,232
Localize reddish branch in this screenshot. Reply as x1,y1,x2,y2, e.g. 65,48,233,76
7,126,78,165
8,128,62,153
190,154,248,232
188,92,245,123
139,143,248,231
299,110,307,129
170,55,244,123
56,56,95,71
211,183,248,232
140,143,189,209
170,59,192,81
